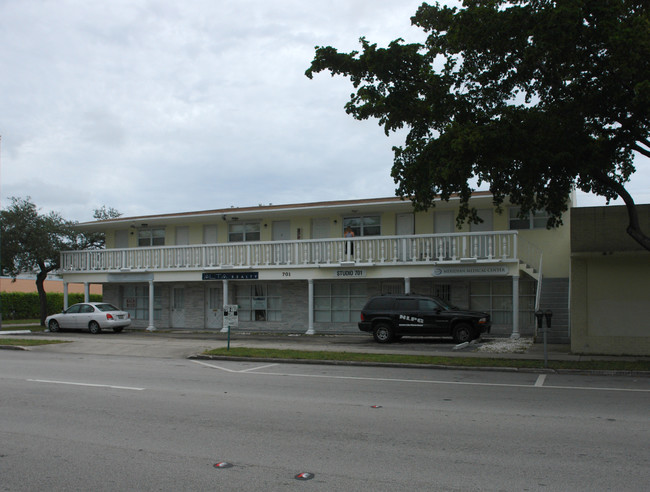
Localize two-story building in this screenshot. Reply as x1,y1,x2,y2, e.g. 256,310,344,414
60,192,572,340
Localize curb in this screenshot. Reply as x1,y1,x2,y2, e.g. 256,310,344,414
0,345,29,351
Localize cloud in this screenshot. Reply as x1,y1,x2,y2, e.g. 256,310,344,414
0,0,647,223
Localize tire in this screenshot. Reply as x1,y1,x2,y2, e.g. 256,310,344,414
113,327,124,333
452,323,473,344
48,320,60,333
88,321,101,334
373,323,394,344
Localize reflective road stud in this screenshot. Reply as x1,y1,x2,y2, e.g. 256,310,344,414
295,472,315,481
213,462,233,469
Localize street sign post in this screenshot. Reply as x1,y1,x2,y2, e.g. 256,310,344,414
223,305,238,350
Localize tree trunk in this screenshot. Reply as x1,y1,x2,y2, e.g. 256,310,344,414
36,264,51,326
594,172,650,251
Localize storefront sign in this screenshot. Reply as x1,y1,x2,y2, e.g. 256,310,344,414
334,269,366,278
433,265,508,277
203,272,259,280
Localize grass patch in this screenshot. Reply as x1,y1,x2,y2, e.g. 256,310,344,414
1,319,42,326
0,338,69,347
203,347,650,372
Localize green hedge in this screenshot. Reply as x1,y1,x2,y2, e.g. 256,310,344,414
1,292,103,320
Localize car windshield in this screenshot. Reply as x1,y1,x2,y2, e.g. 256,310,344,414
95,303,120,312
433,297,456,311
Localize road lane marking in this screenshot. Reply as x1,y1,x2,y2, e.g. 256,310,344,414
27,379,145,391
535,374,546,387
191,361,650,393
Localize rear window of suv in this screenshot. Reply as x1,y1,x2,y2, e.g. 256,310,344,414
365,297,395,310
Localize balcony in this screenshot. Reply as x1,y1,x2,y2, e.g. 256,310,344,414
61,231,540,274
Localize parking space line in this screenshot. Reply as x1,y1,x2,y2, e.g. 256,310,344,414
191,360,278,374
239,363,279,373
191,360,650,393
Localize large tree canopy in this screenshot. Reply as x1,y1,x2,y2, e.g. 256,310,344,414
1,198,121,324
306,0,650,249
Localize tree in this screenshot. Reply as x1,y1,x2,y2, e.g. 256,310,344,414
306,0,650,249
78,205,123,249
0,198,120,324
1,197,76,324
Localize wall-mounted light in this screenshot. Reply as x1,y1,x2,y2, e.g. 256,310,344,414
333,219,338,224
264,223,268,228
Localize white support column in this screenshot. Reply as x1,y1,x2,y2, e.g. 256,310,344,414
404,277,411,294
220,280,229,333
511,275,520,339
305,278,315,335
146,280,156,331
63,282,69,310
84,282,90,302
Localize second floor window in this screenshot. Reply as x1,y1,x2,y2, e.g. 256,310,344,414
509,207,550,230
228,222,260,242
343,215,381,237
138,228,165,247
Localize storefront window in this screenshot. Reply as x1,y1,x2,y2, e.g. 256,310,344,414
314,282,367,322
235,283,281,321
121,285,162,320
470,279,535,330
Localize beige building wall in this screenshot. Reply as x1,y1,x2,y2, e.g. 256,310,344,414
1,277,102,295
570,205,650,355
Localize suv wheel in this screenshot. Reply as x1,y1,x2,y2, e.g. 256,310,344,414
373,323,394,343
452,323,472,344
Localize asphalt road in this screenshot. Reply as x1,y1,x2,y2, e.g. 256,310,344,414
1,350,649,491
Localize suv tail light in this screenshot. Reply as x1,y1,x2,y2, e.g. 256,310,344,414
360,313,365,321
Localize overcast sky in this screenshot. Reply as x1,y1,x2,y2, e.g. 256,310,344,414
1,0,648,223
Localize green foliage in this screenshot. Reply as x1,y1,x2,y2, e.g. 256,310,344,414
1,292,102,320
0,197,73,277
307,1,650,247
0,197,119,324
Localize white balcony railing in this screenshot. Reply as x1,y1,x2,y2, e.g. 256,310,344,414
61,231,526,273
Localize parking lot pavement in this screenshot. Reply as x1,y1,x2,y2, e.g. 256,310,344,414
3,328,641,365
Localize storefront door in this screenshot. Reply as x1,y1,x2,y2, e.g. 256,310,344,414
205,286,222,329
171,287,185,328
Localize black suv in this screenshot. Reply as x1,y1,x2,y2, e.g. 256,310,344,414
358,294,491,344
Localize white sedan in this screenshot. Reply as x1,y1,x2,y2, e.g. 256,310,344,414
46,302,131,334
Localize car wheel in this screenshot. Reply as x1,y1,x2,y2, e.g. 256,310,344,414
113,327,124,333
373,323,394,343
88,321,101,334
452,323,472,344
48,320,60,333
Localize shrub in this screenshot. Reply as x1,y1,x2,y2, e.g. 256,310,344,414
1,292,102,320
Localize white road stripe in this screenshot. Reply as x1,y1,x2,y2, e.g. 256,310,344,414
27,379,145,391
191,360,278,373
191,360,650,393
535,374,547,387
239,363,279,373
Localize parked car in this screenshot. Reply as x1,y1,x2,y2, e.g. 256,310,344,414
358,294,491,344
46,302,131,334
